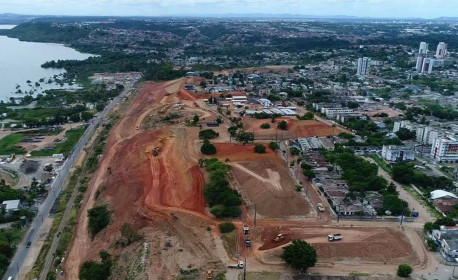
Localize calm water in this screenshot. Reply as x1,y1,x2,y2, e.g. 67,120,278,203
0,25,94,101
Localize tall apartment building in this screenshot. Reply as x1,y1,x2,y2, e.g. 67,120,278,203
435,42,448,59
419,42,429,54
431,137,458,163
357,57,369,76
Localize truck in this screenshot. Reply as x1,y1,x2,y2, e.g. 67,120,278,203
328,234,342,242
206,270,213,279
245,239,251,247
273,234,284,242
243,226,250,235
317,203,325,212
228,261,244,269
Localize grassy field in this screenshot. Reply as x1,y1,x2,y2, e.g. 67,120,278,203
0,133,26,155
31,128,85,157
220,231,238,260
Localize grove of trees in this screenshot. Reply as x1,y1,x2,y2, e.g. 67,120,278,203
281,239,317,272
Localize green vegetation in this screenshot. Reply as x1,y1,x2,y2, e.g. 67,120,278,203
260,123,271,129
392,163,453,191
79,250,112,280
87,205,110,238
119,223,142,247
235,131,254,145
342,117,400,146
0,227,25,277
397,264,413,278
254,144,266,154
269,141,279,151
198,129,219,140
218,222,236,233
0,133,26,155
281,239,317,272
297,112,314,120
277,120,288,130
203,159,241,218
31,127,86,157
200,140,217,155
220,231,237,259
395,128,415,140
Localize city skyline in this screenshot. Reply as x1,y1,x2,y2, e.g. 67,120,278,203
0,0,457,18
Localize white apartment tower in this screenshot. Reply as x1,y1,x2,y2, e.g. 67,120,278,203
357,57,369,76
418,42,429,54
435,42,448,59
431,137,458,163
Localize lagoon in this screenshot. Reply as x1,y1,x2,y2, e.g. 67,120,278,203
0,25,93,101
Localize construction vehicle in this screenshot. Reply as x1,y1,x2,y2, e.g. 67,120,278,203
328,234,342,242
273,234,284,242
228,261,244,269
206,270,213,279
245,239,251,247
243,226,249,235
317,203,325,212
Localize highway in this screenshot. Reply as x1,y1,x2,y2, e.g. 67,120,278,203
2,80,138,280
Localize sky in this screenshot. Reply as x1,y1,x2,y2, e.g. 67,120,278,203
0,0,457,18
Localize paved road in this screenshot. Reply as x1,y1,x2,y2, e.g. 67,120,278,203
2,80,138,280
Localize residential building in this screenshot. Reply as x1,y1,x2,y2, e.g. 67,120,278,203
435,42,448,59
381,145,415,162
416,55,426,73
432,228,458,261
357,57,369,76
431,137,458,163
419,42,429,54
324,108,353,119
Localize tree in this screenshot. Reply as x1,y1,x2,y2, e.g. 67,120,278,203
193,114,199,124
423,222,439,234
235,131,254,145
290,147,301,156
120,223,142,246
269,141,279,151
260,123,270,129
281,239,317,272
383,195,409,216
79,250,112,280
254,144,266,153
87,205,110,238
395,128,415,140
201,140,217,155
69,113,81,123
397,264,412,278
277,120,288,130
199,129,219,140
81,111,94,122
219,222,235,233
303,169,315,179
435,217,456,227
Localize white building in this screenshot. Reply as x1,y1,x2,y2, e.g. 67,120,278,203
2,200,20,212
416,55,426,73
393,120,415,133
435,42,448,59
382,145,415,162
324,108,353,119
357,57,369,76
431,137,458,163
419,42,429,54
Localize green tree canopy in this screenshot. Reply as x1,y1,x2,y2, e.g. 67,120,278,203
281,239,317,272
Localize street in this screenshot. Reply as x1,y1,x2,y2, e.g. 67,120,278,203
2,80,138,280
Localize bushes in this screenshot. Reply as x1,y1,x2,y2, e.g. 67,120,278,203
199,129,219,140
269,141,279,151
260,123,270,129
79,250,112,280
203,159,242,218
277,120,288,130
254,144,266,153
397,264,412,278
87,205,110,238
201,140,217,155
219,222,236,233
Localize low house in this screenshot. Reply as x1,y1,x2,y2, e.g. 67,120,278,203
2,200,20,212
432,227,458,260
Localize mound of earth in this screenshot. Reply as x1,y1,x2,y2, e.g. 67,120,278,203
20,160,39,174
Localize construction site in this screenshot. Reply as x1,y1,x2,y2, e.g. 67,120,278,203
63,78,435,280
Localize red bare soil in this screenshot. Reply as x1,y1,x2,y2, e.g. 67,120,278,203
244,118,339,140
259,226,419,264
177,88,196,101
213,143,279,162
